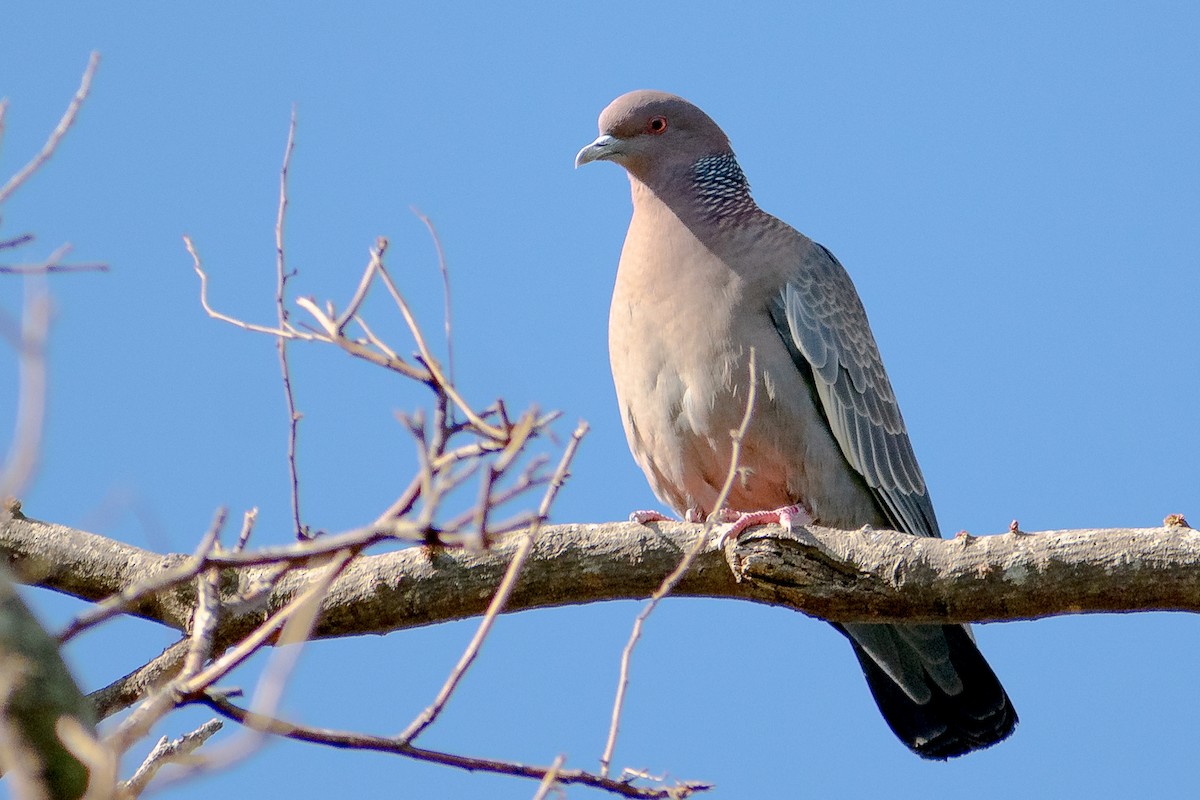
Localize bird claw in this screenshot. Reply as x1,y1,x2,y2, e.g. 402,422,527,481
712,504,811,549
630,507,709,525
633,503,813,550
630,509,673,524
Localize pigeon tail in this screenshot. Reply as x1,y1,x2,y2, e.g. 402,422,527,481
840,623,1018,759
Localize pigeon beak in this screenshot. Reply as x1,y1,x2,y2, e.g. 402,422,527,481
575,134,621,168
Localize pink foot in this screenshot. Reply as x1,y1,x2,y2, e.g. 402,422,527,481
630,507,706,524
630,509,673,524
714,504,812,549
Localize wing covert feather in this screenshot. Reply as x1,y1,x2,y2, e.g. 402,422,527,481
772,243,940,538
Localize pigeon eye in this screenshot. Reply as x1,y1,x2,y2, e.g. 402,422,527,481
647,116,668,135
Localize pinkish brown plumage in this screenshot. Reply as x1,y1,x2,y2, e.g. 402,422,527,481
577,90,1016,758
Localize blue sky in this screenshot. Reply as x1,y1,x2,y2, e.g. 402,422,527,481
2,3,1199,798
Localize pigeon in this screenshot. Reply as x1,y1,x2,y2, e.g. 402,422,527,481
576,90,1017,758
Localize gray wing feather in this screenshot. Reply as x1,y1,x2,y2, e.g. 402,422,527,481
771,241,1013,739
773,242,940,539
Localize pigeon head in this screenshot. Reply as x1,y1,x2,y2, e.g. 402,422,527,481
577,91,755,220
575,91,733,179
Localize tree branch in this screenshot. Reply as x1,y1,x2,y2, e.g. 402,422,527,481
4,512,1197,644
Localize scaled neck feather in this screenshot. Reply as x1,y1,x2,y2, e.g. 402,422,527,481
690,153,757,221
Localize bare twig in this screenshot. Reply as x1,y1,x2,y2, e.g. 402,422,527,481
0,233,35,251
350,312,397,360
199,693,709,799
185,236,301,337
0,261,109,275
447,454,551,534
295,293,430,381
180,564,221,678
412,208,455,386
372,472,424,525
0,240,108,275
118,719,223,799
0,52,99,206
273,108,306,540
395,530,534,743
600,351,758,777
234,508,258,552
246,548,353,717
373,261,503,439
470,409,538,544
399,421,588,744
184,203,560,550
532,754,566,800
334,240,384,332
0,280,51,500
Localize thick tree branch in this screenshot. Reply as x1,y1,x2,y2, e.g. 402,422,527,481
3,512,1197,645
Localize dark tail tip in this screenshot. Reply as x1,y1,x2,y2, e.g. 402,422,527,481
848,624,1018,759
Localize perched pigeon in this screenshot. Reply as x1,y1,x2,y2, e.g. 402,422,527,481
576,90,1017,759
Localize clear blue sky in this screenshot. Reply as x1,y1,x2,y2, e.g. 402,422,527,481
3,3,1199,798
